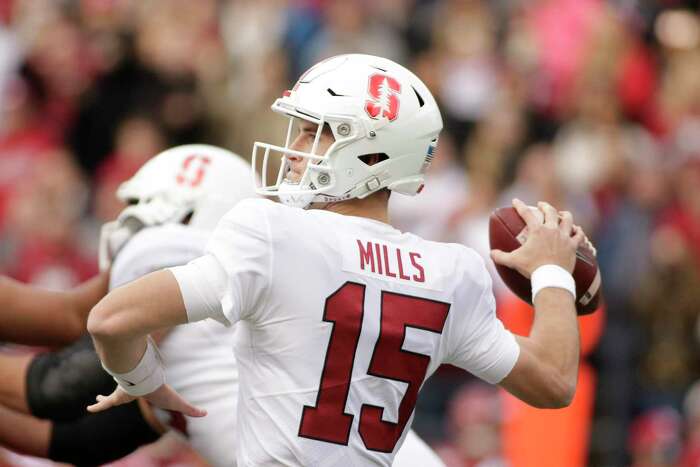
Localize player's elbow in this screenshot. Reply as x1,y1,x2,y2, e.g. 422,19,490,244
534,371,576,409
87,297,132,342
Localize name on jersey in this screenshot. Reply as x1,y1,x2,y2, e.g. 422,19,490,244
341,237,440,291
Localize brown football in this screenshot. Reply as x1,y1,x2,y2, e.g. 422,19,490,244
489,206,601,315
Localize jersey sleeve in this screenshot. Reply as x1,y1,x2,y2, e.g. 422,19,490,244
445,250,520,385
170,199,272,326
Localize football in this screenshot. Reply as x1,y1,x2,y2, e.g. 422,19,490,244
489,206,601,315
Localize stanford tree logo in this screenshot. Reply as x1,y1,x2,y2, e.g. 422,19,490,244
364,74,401,121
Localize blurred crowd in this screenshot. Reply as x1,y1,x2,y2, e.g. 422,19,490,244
1,0,700,466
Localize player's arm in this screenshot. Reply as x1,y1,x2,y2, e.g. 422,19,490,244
89,199,268,416
86,269,206,417
0,398,163,465
498,289,579,408
0,272,109,347
0,402,51,458
492,200,582,408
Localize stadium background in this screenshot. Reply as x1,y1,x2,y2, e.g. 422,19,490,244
0,0,699,465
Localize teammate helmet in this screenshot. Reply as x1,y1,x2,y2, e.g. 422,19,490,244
116,144,256,232
252,54,443,208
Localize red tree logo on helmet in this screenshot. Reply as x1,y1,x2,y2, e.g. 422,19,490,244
365,74,401,121
176,155,211,187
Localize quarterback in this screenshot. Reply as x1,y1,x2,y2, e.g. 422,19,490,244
88,55,583,466
0,142,441,466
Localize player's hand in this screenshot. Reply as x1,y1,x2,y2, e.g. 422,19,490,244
491,199,584,277
87,384,207,417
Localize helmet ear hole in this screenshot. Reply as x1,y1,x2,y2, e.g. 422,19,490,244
358,153,389,166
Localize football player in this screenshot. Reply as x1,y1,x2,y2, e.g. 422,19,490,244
88,54,584,466
0,144,254,466
0,142,443,467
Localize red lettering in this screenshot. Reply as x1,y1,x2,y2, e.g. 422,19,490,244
382,245,396,278
396,249,410,281
357,240,375,273
375,243,383,275
410,252,425,283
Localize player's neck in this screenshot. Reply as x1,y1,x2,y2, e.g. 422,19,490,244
318,193,390,225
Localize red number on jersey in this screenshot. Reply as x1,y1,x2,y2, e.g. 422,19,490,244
176,155,211,187
298,282,364,445
298,282,450,452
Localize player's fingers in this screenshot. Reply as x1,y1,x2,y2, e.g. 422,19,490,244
87,394,117,413
163,387,207,417
174,398,207,418
587,238,597,256
539,202,558,229
559,211,574,236
574,225,597,256
513,199,539,229
490,249,514,268
570,226,585,248
146,385,207,418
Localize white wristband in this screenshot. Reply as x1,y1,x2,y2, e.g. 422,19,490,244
103,337,166,397
531,265,576,302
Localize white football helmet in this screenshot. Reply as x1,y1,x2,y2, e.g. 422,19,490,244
99,144,256,270
252,54,443,208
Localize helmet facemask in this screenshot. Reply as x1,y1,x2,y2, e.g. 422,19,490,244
252,101,363,209
116,189,196,232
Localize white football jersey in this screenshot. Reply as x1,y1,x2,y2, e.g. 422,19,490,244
110,224,239,467
172,199,519,467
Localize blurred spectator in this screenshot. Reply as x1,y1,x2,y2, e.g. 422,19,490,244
499,142,598,232
430,0,504,152
0,13,20,111
3,148,95,289
299,0,407,73
658,157,700,269
633,221,700,407
94,114,166,222
435,383,507,467
0,65,58,230
590,129,671,466
628,407,682,467
681,381,700,466
67,0,215,174
24,13,96,133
